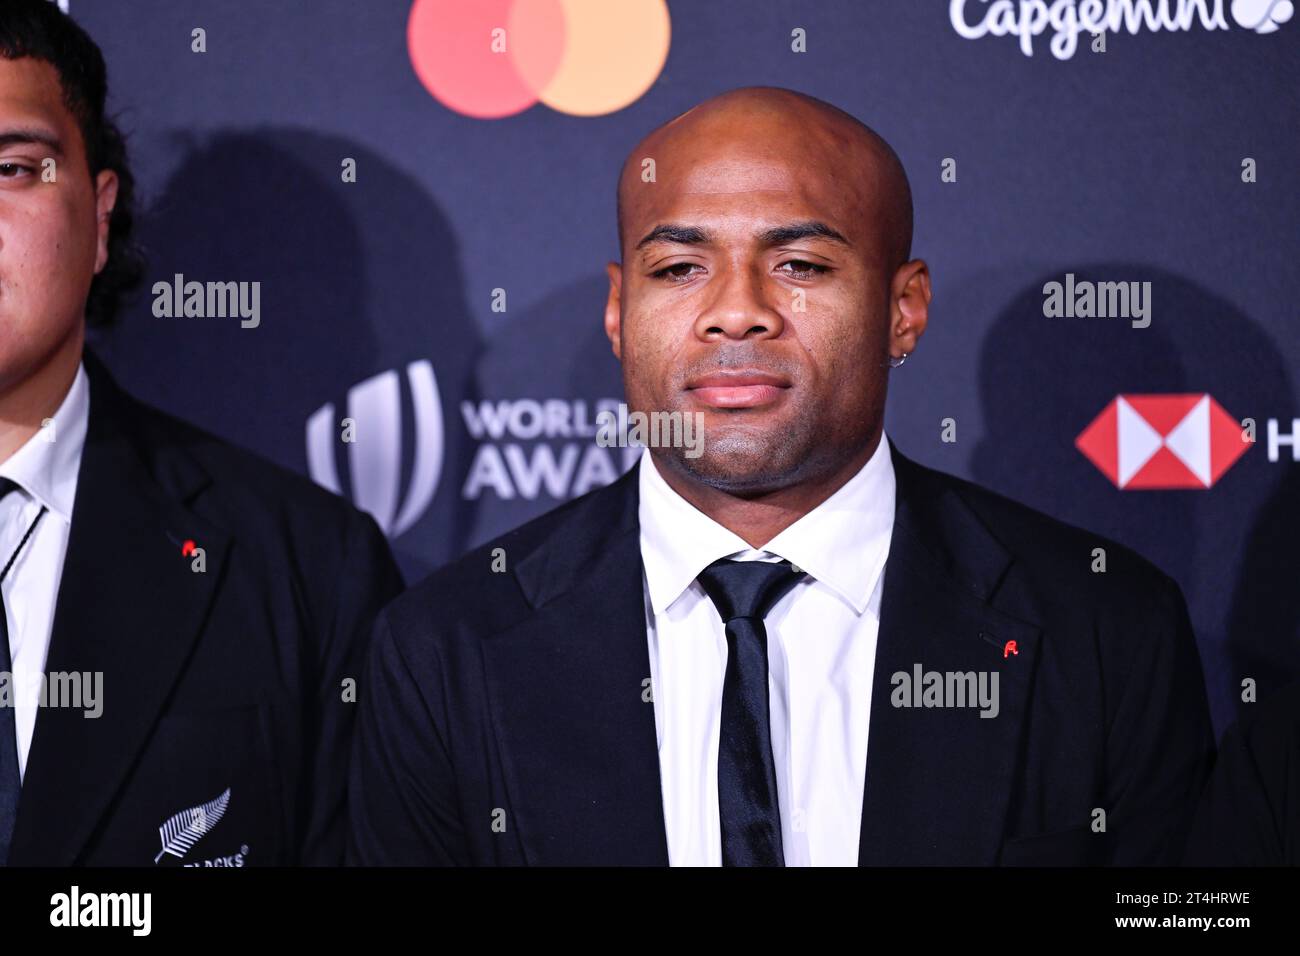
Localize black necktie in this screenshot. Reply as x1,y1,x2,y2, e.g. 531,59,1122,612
0,477,22,866
696,557,807,866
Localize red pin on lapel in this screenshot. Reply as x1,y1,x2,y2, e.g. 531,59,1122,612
1003,640,1018,659
181,539,197,557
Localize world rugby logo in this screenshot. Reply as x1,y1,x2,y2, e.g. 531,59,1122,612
951,0,1292,58
306,361,443,537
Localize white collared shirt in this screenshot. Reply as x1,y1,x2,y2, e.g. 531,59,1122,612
638,432,896,866
0,362,88,781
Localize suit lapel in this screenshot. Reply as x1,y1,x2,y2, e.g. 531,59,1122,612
858,441,1042,865
8,354,229,865
481,464,669,865
451,437,1042,866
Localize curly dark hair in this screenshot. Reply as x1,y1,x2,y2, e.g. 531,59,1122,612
0,0,144,327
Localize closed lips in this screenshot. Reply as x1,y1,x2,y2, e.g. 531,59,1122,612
686,371,790,409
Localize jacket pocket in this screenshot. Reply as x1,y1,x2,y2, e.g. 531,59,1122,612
91,702,283,866
999,823,1106,866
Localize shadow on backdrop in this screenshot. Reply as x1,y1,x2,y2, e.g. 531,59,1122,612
970,265,1298,737
93,130,482,582
466,274,626,545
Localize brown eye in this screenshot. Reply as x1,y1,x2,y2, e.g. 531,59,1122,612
652,262,704,281
778,260,828,279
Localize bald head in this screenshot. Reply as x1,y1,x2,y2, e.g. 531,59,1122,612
603,85,932,507
616,86,913,275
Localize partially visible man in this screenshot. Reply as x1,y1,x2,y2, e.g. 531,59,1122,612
1185,687,1300,865
0,0,402,866
348,86,1214,866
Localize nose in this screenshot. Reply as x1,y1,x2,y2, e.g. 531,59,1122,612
692,262,786,342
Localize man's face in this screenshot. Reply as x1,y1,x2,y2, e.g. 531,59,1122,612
606,109,913,495
0,56,115,393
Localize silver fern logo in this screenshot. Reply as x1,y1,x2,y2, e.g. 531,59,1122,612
154,787,231,863
306,360,444,537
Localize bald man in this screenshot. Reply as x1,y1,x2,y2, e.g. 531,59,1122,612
348,87,1214,866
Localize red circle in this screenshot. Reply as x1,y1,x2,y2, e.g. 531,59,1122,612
408,0,566,119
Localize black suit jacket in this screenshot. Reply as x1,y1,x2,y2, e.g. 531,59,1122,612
5,351,403,866
1184,685,1300,865
348,440,1213,865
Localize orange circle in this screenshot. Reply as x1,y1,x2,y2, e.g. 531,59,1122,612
539,0,671,117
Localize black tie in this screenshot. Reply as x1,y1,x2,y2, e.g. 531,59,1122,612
0,477,22,866
696,557,807,866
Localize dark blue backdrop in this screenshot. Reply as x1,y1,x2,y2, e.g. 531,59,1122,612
69,0,1299,737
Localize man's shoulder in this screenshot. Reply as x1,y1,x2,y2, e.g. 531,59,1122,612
382,471,636,638
89,360,389,570
898,451,1180,604
133,394,369,531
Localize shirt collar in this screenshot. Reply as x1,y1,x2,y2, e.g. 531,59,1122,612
0,361,90,523
638,430,896,616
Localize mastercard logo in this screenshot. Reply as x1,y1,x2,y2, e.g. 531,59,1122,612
407,0,671,119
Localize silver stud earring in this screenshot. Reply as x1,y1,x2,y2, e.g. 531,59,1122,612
888,352,908,368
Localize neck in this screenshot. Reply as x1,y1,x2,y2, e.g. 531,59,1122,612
653,427,883,548
0,332,83,465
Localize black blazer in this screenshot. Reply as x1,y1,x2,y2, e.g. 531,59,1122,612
1184,685,1300,865
348,440,1214,865
5,351,403,866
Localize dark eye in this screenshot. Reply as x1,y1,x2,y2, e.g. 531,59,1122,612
0,162,33,178
652,262,704,282
778,259,829,279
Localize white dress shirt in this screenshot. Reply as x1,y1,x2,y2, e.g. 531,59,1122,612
0,362,88,781
638,431,896,866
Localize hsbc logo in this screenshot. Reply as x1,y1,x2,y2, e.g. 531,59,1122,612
951,0,1292,59
306,361,443,537
1076,393,1251,489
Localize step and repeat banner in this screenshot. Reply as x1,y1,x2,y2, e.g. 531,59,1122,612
69,0,1297,736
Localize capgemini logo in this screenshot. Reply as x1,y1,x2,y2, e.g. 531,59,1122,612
306,361,443,537
1233,0,1294,31
950,0,1291,59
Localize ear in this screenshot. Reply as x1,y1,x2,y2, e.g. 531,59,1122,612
889,258,931,361
92,169,119,275
604,260,624,361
